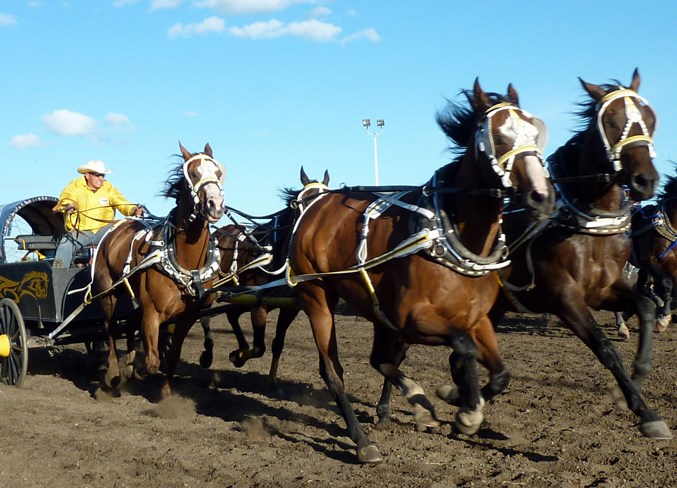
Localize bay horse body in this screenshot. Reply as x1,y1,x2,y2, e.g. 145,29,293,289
490,70,671,439
93,143,225,395
287,80,554,463
617,173,677,335
199,168,330,389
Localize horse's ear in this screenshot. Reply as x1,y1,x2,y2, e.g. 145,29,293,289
204,143,213,157
179,141,191,160
579,77,607,102
629,68,640,92
322,170,330,186
507,83,519,106
300,166,310,185
471,77,490,111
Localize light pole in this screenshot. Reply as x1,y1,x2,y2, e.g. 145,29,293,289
362,118,384,185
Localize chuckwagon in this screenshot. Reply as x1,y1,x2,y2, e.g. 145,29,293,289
0,195,135,387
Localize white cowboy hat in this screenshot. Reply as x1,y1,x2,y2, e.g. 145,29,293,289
77,160,112,175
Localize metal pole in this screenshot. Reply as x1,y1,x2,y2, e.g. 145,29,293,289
373,132,380,186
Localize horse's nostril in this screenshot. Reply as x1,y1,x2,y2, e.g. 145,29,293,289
634,175,649,189
530,190,545,204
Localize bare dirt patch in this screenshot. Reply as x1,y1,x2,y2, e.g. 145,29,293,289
1,310,675,487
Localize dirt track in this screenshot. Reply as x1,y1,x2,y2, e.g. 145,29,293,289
1,310,675,487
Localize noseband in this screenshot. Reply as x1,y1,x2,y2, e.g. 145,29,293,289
475,102,549,188
596,88,656,171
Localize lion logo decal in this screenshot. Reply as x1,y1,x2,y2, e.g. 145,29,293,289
0,271,49,302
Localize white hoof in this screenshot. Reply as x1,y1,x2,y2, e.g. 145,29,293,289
617,323,630,340
655,315,670,333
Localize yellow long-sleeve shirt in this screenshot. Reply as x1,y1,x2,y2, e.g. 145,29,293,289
57,177,137,233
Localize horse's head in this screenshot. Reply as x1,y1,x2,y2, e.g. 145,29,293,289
294,167,330,213
179,142,226,223
579,68,658,201
469,79,555,221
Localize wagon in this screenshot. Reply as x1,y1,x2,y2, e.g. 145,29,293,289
0,196,136,387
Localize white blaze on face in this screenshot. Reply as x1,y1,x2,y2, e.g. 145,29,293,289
525,154,549,195
497,114,540,149
498,114,549,196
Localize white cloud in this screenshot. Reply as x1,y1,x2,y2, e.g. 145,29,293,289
168,16,225,39
0,14,17,26
150,0,183,11
112,0,140,7
184,110,199,117
309,6,331,18
196,0,311,15
105,113,131,125
341,27,380,44
42,109,97,136
10,133,40,148
230,19,341,42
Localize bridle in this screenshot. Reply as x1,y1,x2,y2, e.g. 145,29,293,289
596,88,656,172
475,102,549,189
182,153,225,222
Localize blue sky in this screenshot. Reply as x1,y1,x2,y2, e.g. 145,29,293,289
1,1,676,219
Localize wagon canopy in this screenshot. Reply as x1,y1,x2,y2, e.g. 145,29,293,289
0,196,65,264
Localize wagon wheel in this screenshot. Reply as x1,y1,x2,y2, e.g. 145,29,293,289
0,298,29,387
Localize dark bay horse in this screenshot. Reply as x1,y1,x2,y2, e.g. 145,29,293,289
93,143,225,393
619,169,677,334
199,168,330,389
488,69,671,440
287,79,554,463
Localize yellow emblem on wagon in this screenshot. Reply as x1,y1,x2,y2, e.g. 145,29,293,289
0,271,49,303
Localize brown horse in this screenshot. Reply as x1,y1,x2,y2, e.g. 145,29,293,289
287,79,554,463
618,169,677,334
93,143,225,393
488,69,671,440
199,168,330,390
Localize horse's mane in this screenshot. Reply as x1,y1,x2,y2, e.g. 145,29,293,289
436,90,514,160
159,155,188,202
279,187,300,207
657,163,677,204
547,81,629,166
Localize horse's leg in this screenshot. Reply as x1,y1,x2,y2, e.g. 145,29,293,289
446,331,485,435
438,314,510,406
472,317,510,402
98,293,122,389
654,276,672,333
160,316,193,398
558,293,671,439
227,308,252,367
249,305,267,358
372,337,411,428
123,309,141,379
299,282,382,464
142,312,162,375
198,315,214,368
267,306,299,390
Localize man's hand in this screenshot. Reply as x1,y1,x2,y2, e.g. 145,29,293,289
62,203,78,214
133,205,146,218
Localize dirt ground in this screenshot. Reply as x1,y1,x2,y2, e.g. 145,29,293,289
1,309,675,488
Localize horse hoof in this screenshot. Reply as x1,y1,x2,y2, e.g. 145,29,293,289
357,444,383,464
229,350,248,368
617,324,630,340
374,417,392,430
104,371,121,389
640,420,673,440
455,409,483,435
436,384,461,406
413,403,440,430
199,351,213,369
655,316,670,333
